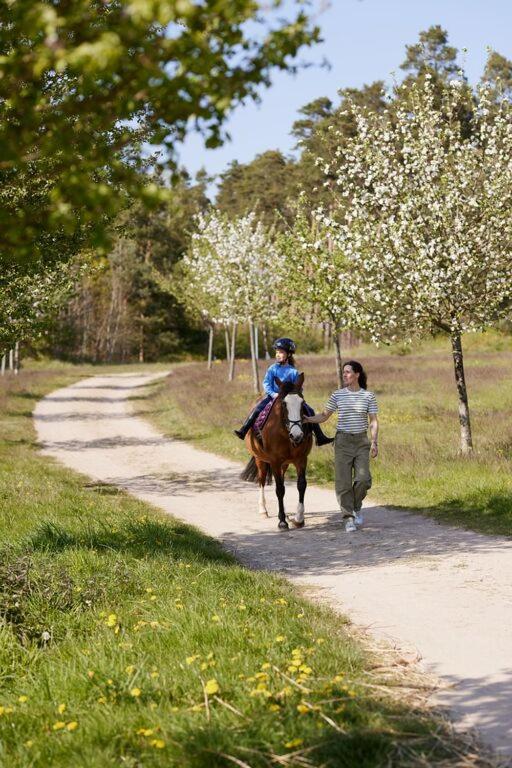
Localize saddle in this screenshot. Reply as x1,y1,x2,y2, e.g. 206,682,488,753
253,399,275,434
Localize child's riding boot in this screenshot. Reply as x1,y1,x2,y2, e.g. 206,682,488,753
312,423,334,446
234,408,259,440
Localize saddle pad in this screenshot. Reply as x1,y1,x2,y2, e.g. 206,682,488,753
254,399,274,433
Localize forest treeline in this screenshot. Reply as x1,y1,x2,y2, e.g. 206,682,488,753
34,26,512,363
7,26,512,362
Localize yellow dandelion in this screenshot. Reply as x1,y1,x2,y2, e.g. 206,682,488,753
97,696,107,705
125,665,135,675
275,635,285,643
130,688,142,698
87,671,95,679
186,655,199,665
211,614,220,622
150,671,159,679
66,722,78,731
268,703,280,712
57,703,66,714
137,727,154,736
296,703,310,714
150,738,166,748
261,662,271,670
52,721,66,731
18,695,28,703
105,614,117,627
284,738,303,749
204,679,219,695
149,595,157,602
24,740,34,748
315,638,325,645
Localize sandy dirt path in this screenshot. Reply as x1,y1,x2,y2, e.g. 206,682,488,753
34,371,512,761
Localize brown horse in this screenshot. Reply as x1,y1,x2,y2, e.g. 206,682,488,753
241,374,313,530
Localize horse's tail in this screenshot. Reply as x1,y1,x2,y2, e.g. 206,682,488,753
240,457,273,485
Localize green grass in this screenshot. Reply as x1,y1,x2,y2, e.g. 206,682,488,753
137,331,512,537
0,362,479,766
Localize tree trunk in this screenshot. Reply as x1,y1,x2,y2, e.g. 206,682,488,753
1,354,6,376
334,331,343,388
249,320,260,394
13,341,19,375
450,332,473,454
228,322,237,381
138,313,144,363
323,321,332,352
224,326,231,366
207,324,214,369
8,348,14,371
254,325,259,359
262,324,271,360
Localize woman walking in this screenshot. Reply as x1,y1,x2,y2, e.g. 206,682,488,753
304,360,378,532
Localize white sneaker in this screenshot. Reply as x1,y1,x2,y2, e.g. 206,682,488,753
345,518,357,533
354,512,363,527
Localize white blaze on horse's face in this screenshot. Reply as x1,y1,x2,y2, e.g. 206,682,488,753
284,393,304,444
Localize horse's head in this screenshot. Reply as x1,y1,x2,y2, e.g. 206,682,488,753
275,373,305,445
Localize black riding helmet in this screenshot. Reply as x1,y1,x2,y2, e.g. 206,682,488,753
273,337,296,353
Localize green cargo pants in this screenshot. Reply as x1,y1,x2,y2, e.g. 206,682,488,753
334,431,372,519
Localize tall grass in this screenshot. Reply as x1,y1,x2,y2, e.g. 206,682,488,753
139,333,512,536
0,363,482,766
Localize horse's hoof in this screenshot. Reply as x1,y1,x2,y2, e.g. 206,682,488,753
278,521,289,530
291,519,305,529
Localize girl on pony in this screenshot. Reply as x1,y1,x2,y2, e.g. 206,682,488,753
234,337,333,446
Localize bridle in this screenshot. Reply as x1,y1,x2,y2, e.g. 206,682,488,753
281,394,305,444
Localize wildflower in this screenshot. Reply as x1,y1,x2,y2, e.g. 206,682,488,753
268,703,280,712
275,635,285,643
150,671,159,679
105,614,117,627
297,703,310,714
130,688,142,698
125,665,135,675
87,671,95,679
52,721,66,731
18,695,28,703
150,739,165,748
284,738,303,749
97,696,107,704
186,655,199,665
25,740,34,748
66,722,78,731
211,614,220,623
57,703,66,714
204,679,219,695
137,727,154,736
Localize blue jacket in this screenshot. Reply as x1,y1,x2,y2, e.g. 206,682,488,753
263,363,299,397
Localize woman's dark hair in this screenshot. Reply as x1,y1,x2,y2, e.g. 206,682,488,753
283,353,296,367
344,360,367,389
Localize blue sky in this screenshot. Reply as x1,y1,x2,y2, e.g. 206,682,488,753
178,0,512,188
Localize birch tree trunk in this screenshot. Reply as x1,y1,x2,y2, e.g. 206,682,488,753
228,321,237,381
450,332,473,454
14,341,19,375
224,326,231,367
9,348,14,372
1,354,6,376
207,324,214,369
334,331,343,388
262,324,271,360
248,320,260,394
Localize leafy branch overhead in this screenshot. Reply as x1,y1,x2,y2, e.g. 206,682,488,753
0,0,319,263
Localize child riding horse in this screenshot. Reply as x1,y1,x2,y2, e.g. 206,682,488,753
234,337,333,446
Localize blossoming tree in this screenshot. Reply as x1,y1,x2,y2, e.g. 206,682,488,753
323,75,512,453
184,211,280,390
277,205,350,386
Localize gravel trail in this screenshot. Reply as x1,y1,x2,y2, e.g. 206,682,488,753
33,371,512,761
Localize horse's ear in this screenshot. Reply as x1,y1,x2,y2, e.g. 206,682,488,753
275,377,282,388
297,372,305,389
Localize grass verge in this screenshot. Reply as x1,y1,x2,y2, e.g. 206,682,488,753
137,333,512,537
0,362,488,766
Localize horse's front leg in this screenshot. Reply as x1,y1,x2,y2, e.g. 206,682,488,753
289,464,307,528
273,465,288,530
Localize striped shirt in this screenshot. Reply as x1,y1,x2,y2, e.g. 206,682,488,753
325,388,378,433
